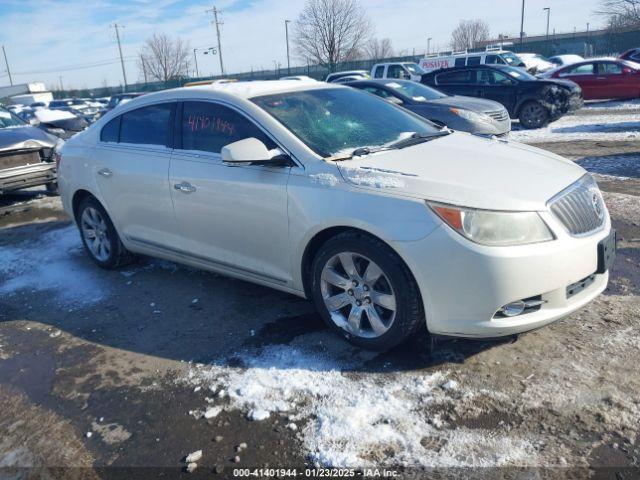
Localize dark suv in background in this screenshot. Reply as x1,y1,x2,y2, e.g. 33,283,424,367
421,64,583,129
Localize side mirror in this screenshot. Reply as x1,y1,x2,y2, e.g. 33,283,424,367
386,96,404,105
221,137,291,166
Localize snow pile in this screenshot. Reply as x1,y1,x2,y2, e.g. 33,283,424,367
186,333,537,468
339,166,405,189
0,225,106,305
510,112,640,143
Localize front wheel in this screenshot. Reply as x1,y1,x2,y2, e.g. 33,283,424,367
311,232,426,351
518,101,550,129
77,196,132,269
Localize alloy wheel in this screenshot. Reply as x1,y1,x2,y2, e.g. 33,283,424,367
320,252,397,338
81,206,111,262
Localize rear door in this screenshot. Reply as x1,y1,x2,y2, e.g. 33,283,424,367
168,100,292,285
594,61,628,98
93,102,180,247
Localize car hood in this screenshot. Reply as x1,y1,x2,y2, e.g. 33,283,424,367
426,95,506,112
0,125,57,152
336,132,585,211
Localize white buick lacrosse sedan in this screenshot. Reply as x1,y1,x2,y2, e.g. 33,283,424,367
57,80,615,350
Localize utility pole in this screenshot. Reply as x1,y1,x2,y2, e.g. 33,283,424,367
543,7,550,55
140,54,148,83
111,24,128,90
2,45,12,86
206,6,225,75
193,48,200,77
285,20,291,74
519,0,526,45
59,76,64,92
427,37,432,55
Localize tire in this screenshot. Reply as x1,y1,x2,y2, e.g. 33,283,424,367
46,182,59,195
310,231,426,351
518,101,550,129
77,196,133,269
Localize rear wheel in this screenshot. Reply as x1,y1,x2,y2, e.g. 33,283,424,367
77,196,132,269
311,231,426,351
519,101,550,129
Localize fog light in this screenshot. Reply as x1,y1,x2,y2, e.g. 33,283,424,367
499,301,526,317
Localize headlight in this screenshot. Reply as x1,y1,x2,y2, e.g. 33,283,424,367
450,108,493,124
428,202,554,246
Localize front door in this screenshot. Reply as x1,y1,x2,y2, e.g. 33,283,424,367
169,100,292,286
476,68,517,113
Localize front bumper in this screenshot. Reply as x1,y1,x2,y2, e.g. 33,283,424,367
393,211,611,338
0,163,56,194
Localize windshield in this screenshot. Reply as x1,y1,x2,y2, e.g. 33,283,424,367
500,66,537,80
0,108,27,128
404,63,426,75
501,52,524,66
384,81,447,101
252,88,440,158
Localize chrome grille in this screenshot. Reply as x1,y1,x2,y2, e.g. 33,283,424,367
486,109,509,122
549,175,606,236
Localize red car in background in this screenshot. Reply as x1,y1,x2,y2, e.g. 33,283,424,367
541,58,640,100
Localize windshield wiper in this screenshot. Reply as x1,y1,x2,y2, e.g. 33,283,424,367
388,130,451,149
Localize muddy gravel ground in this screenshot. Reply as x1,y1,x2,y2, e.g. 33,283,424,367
0,100,639,479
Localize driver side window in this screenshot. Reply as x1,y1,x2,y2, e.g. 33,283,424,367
387,65,404,78
180,101,276,154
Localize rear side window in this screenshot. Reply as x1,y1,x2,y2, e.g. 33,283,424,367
181,101,276,154
454,57,466,67
100,117,120,142
436,70,474,85
598,62,623,74
374,66,385,78
467,56,481,66
565,64,594,75
120,103,173,146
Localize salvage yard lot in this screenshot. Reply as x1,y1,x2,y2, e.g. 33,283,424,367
0,100,639,477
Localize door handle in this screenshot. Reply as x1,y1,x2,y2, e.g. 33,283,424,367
174,182,196,194
97,168,113,178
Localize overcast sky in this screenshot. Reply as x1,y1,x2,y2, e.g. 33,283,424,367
0,0,605,90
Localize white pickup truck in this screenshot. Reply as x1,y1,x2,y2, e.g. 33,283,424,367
370,62,426,81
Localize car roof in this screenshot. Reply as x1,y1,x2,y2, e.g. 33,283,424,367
185,80,337,99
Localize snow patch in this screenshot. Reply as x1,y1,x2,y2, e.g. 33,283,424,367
0,225,107,305
339,166,405,189
510,112,640,143
309,173,340,187
185,334,537,468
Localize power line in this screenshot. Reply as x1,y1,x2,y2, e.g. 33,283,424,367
12,56,137,76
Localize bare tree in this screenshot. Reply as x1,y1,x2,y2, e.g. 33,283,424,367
364,38,394,60
450,19,490,51
596,0,640,28
138,33,190,83
293,0,372,71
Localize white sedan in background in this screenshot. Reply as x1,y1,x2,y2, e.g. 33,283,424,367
57,81,615,351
